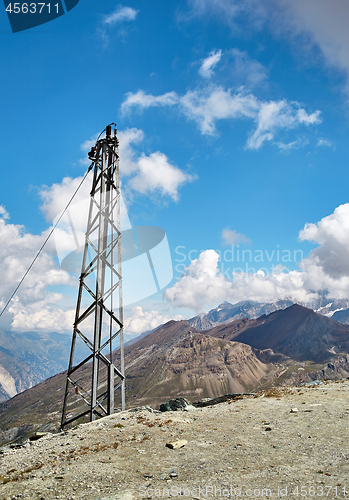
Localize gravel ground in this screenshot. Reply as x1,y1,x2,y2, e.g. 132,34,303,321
1,380,349,500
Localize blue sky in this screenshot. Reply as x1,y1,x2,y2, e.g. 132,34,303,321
2,0,349,337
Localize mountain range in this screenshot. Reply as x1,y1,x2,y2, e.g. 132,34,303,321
187,298,349,330
187,300,294,330
2,303,349,444
205,304,349,362
1,297,349,407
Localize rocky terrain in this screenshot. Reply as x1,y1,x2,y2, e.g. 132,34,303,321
0,321,280,443
2,304,349,445
1,380,349,499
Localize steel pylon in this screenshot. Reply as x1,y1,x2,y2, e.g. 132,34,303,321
61,124,125,429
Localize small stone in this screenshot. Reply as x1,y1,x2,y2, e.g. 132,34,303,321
300,380,324,386
169,472,178,478
30,432,49,441
265,427,272,431
166,439,187,449
290,408,299,413
143,473,152,478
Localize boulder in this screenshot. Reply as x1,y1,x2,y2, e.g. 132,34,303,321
160,397,192,412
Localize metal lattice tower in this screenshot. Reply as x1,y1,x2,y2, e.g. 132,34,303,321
61,124,125,429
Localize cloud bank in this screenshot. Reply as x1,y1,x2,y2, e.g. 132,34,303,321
0,207,75,332
165,203,349,311
121,86,321,148
124,306,183,336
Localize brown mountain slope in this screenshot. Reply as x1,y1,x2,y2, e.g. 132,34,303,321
0,321,276,437
2,306,349,439
123,327,273,405
206,304,349,361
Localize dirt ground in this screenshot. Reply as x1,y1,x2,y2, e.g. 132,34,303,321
1,380,349,500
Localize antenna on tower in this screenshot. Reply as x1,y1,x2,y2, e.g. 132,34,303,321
61,124,125,429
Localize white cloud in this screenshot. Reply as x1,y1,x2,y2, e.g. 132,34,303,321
122,86,321,147
39,173,128,266
164,249,314,311
99,5,139,45
165,203,349,311
103,5,139,26
0,208,74,332
229,48,268,87
124,306,183,335
121,90,179,115
9,300,75,334
222,228,251,246
197,47,267,86
118,128,145,175
317,138,333,147
121,87,259,136
118,127,194,200
0,206,9,220
199,49,222,79
230,266,316,305
275,138,308,152
247,100,321,149
40,174,92,225
117,127,194,200
299,203,349,280
70,127,194,203
164,250,235,311
128,152,194,201
179,86,259,135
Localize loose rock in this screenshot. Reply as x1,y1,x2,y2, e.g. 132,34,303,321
160,398,192,412
166,439,188,449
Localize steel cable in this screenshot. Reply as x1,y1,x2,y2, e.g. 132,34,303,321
0,164,93,318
